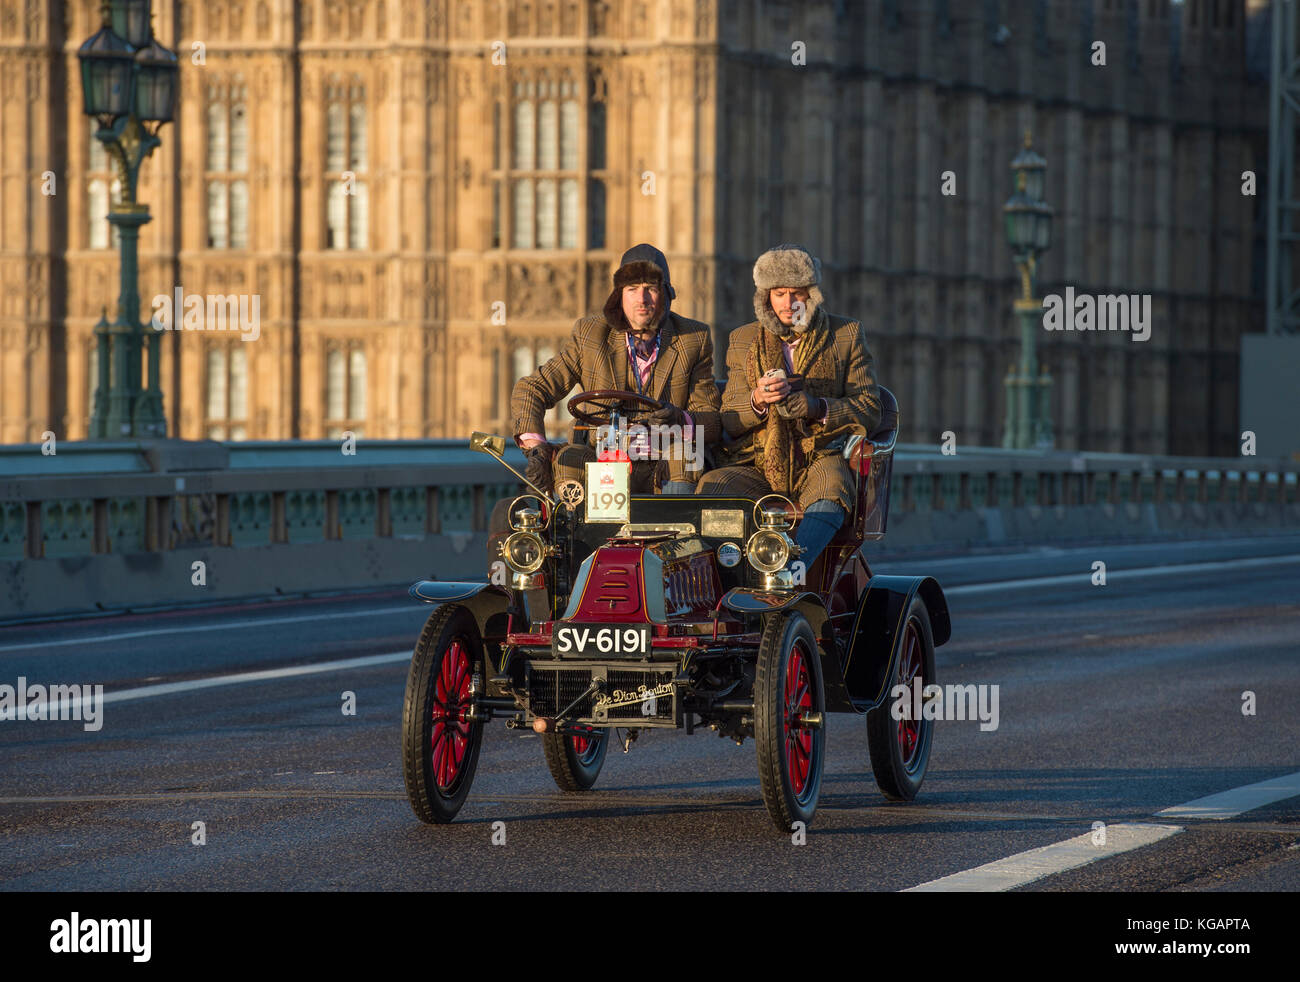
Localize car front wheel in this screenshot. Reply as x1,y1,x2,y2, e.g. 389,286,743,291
401,603,485,823
754,611,826,832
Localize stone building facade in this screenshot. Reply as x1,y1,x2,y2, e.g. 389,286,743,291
0,0,1268,454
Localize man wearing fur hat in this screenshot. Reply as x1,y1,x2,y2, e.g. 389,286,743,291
698,244,881,569
510,243,720,495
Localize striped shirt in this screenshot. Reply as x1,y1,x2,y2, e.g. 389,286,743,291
517,328,692,447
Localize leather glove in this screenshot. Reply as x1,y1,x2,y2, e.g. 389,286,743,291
645,402,687,427
775,391,826,421
523,443,556,492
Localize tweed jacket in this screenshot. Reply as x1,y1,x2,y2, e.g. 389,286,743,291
719,314,882,485
510,311,722,481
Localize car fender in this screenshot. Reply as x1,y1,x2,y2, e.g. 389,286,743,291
719,588,857,713
840,574,950,711
408,581,514,641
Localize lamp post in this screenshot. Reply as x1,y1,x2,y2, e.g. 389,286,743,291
1001,131,1055,450
78,0,178,439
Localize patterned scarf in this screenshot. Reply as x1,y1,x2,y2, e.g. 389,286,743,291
744,306,837,496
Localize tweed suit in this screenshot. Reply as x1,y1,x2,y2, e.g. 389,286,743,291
699,313,881,511
510,311,721,490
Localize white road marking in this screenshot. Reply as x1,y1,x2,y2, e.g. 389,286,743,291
943,552,1300,596
12,651,411,716
903,823,1183,892
0,605,420,653
1155,771,1300,820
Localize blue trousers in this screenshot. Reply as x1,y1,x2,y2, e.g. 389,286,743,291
795,499,845,568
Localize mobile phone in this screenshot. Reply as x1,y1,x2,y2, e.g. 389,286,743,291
762,368,787,380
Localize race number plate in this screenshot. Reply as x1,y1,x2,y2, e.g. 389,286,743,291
553,624,651,657
585,461,630,523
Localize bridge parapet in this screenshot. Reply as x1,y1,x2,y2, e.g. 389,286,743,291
1,440,1297,620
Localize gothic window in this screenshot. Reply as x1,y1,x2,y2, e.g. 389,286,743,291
325,346,367,437
587,90,607,248
205,345,249,440
504,76,583,250
206,76,249,249
512,340,570,429
87,344,100,422
87,128,120,249
326,77,369,250
588,178,605,250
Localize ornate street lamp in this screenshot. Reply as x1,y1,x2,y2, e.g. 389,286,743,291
110,0,153,47
77,15,134,119
133,35,179,123
1001,131,1056,450
77,0,178,439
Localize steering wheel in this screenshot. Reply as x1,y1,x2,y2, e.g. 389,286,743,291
566,388,662,426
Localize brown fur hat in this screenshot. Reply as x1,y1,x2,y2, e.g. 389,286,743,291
752,243,826,337
603,244,673,330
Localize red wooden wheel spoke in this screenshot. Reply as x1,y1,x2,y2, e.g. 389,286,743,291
791,675,810,712
432,722,448,774
431,731,446,785
452,731,466,769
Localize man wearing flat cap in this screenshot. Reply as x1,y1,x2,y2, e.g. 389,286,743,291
698,244,881,568
511,243,721,494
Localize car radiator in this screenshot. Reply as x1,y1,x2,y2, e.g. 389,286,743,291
526,663,677,726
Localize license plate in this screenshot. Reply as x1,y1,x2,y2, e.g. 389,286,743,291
553,624,651,657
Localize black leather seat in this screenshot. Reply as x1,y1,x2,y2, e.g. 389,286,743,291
871,386,898,443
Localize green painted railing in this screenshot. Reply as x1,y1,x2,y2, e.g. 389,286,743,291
1,439,1296,562
0,439,529,561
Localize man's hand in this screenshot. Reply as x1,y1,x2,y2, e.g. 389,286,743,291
523,443,556,492
775,391,826,421
752,376,791,408
645,402,686,427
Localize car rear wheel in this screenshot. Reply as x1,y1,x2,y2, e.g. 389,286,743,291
866,593,936,800
542,725,608,792
754,611,825,832
402,604,485,823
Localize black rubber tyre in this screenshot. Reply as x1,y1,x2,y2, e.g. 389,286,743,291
754,611,826,832
401,604,485,823
866,593,936,801
542,726,608,792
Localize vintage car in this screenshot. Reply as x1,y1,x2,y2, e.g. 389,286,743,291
400,387,951,832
